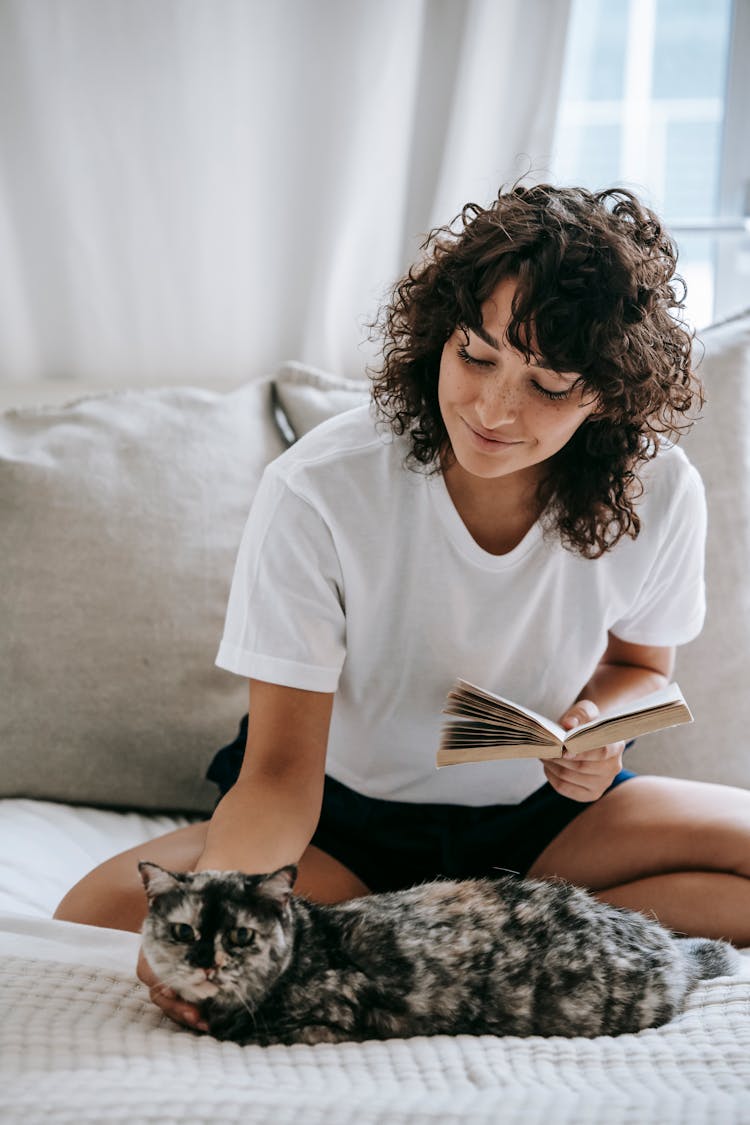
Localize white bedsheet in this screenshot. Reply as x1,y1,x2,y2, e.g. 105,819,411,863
2,798,750,1124
0,797,194,917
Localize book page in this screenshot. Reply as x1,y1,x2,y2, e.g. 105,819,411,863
443,680,567,740
436,680,692,767
437,679,566,767
436,742,565,767
564,694,693,753
564,683,688,740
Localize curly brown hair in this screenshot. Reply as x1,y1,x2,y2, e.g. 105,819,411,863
369,183,702,558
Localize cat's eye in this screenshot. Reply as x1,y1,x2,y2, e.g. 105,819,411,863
227,926,255,947
169,922,196,943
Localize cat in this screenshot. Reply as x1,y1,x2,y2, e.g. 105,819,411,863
139,861,739,1046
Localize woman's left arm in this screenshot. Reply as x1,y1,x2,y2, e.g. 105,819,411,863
543,634,675,802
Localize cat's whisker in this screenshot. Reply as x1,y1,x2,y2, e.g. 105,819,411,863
218,978,265,1039
226,978,258,1023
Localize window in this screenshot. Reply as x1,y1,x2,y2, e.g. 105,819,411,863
552,0,750,328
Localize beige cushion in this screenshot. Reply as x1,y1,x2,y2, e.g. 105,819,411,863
2,318,748,815
273,361,369,438
0,382,284,812
628,312,750,787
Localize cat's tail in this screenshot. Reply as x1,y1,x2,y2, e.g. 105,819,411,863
677,936,741,981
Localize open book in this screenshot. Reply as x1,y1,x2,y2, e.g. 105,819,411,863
436,680,693,767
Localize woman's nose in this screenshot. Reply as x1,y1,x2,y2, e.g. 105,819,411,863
475,372,520,427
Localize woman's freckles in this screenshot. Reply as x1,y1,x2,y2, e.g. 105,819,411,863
438,278,597,488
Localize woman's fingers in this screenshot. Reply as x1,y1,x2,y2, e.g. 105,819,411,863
542,763,594,802
559,698,599,730
562,741,623,762
137,948,209,1032
149,985,209,1033
544,739,625,801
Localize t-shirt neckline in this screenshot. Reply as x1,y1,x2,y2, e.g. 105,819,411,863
426,470,545,571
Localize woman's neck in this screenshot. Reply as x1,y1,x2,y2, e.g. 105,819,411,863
441,455,545,556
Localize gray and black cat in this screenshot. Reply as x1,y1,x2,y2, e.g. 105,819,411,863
139,862,739,1045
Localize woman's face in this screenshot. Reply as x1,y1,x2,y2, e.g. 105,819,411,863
438,277,598,489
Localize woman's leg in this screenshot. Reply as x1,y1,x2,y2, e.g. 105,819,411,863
526,775,750,944
53,820,371,933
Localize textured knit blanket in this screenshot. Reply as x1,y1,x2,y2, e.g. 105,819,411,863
3,945,750,1125
1,798,749,1125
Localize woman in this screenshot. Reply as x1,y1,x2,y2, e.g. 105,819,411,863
55,184,750,1035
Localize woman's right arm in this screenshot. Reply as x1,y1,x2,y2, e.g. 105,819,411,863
139,678,334,1028
196,678,334,873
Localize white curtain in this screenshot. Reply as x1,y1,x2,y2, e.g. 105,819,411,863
0,0,571,385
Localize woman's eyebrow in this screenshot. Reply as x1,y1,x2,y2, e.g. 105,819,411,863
471,325,500,349
468,326,578,381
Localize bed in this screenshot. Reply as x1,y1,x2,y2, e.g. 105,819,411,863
2,328,750,1124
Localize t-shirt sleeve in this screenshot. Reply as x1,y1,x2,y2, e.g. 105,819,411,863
610,461,707,647
215,465,346,691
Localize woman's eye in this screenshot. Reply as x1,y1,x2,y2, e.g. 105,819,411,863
531,380,571,401
228,927,255,947
457,340,574,399
456,344,492,368
170,922,196,943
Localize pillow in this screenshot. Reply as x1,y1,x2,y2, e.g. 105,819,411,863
627,310,750,789
0,382,285,813
272,361,370,440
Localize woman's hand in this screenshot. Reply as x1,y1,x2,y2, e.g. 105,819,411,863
136,947,208,1032
543,698,624,803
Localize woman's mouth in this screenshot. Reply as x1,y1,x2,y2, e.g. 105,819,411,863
463,419,522,451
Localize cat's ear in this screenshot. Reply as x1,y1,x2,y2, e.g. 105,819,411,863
138,861,183,901
257,865,297,907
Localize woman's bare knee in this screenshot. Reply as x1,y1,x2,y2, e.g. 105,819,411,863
52,822,369,930
527,776,750,890
53,821,210,932
295,844,371,903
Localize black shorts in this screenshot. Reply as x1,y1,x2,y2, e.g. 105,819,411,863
206,714,637,894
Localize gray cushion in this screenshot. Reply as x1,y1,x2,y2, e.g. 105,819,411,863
272,361,369,439
0,382,284,812
628,311,750,787
2,316,748,815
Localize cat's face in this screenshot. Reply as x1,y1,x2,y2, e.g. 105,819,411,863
139,863,296,1008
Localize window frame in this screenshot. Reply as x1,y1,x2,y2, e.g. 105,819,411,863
710,0,750,319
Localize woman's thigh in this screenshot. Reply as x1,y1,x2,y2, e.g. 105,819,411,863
54,820,211,931
525,775,750,889
54,820,370,932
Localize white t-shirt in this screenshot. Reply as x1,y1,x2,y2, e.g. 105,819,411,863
216,405,706,806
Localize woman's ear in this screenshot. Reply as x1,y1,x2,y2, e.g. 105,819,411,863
580,391,603,419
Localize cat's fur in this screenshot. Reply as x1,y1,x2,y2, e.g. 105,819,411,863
139,862,739,1045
